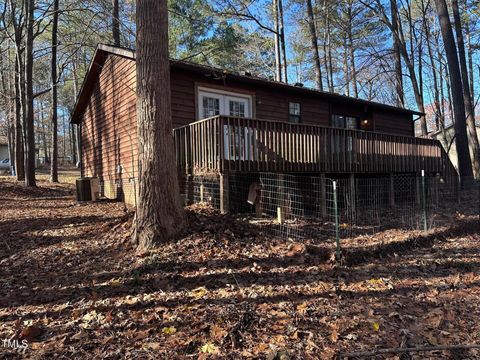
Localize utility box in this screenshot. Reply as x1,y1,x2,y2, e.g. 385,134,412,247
76,177,100,202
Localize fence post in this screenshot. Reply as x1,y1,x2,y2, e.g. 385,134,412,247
421,170,427,231
333,180,341,262
220,174,229,214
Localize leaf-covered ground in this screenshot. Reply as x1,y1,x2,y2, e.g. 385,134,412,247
0,178,479,359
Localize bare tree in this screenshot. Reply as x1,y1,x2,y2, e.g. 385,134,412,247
390,0,403,106
50,0,59,183
433,0,473,180
451,0,480,178
133,0,185,249
305,0,322,90
24,0,36,187
360,0,427,135
278,0,288,83
112,0,120,46
273,0,282,81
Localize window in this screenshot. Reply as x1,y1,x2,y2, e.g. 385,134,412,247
229,100,245,117
202,96,220,118
289,102,301,123
331,114,359,129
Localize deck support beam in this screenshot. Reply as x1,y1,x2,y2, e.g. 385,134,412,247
415,174,421,204
389,173,395,207
220,173,229,214
320,173,327,218
185,174,194,205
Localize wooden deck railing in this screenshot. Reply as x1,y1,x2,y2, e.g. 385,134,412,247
174,115,456,178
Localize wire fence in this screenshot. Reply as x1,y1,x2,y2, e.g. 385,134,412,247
180,171,479,258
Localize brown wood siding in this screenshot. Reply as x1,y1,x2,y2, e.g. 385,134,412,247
81,54,138,193
80,53,415,203
373,110,413,136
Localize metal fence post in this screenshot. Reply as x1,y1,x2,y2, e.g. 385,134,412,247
421,170,427,231
333,180,341,262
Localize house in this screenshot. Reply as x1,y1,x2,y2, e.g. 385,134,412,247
0,136,10,171
431,123,480,171
71,44,456,209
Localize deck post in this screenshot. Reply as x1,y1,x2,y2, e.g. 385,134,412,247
415,174,421,204
185,174,194,205
389,173,395,207
220,173,229,214
320,173,327,218
200,183,204,202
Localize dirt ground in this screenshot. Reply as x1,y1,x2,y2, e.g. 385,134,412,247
0,177,479,359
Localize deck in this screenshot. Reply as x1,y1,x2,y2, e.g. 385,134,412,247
173,115,456,179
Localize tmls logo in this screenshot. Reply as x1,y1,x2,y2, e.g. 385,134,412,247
2,338,28,351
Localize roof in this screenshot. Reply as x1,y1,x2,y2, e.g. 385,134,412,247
70,44,424,124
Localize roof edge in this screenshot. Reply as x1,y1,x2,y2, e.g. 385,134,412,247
70,44,425,124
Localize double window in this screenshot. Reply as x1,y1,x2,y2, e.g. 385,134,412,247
331,114,359,130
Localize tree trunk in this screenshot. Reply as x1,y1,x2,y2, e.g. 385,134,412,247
278,0,288,83
343,33,349,96
346,1,358,98
10,9,25,181
40,101,49,164
273,0,282,82
24,0,36,187
452,0,480,178
133,0,185,249
390,0,404,106
50,0,59,182
14,52,25,180
464,0,474,103
421,0,441,131
112,0,121,46
72,60,82,167
374,0,425,131
71,124,77,165
2,55,16,173
305,0,322,90
434,0,473,180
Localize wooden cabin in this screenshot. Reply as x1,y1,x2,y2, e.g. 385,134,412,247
71,44,457,209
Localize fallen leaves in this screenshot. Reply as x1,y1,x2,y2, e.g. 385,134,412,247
210,324,227,341
200,342,218,354
1,178,480,359
162,326,177,335
191,286,208,299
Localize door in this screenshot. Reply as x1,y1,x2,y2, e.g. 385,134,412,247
198,88,253,160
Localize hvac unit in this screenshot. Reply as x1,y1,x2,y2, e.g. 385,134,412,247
76,177,100,202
